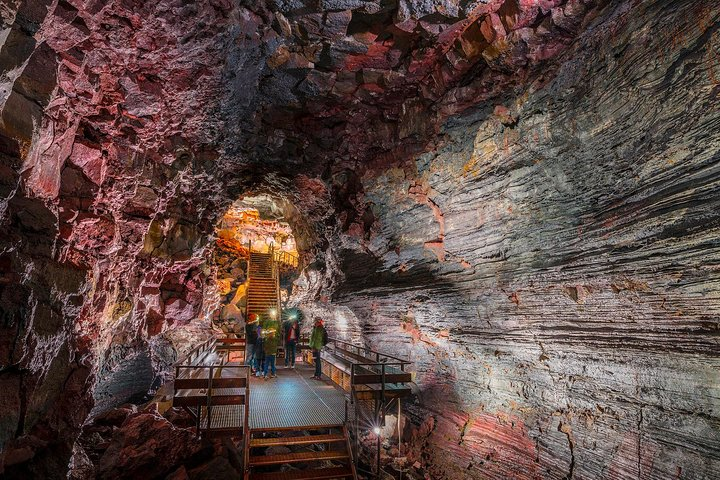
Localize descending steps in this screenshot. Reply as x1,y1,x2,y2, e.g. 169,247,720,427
250,433,346,448
245,425,357,480
172,340,250,438
251,467,354,480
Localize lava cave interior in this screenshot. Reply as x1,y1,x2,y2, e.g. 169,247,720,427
1,0,719,479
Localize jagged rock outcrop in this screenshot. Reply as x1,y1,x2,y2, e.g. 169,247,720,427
0,0,718,478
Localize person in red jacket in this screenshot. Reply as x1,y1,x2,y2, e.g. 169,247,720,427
283,315,301,368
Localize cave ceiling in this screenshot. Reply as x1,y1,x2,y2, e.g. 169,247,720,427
17,0,611,206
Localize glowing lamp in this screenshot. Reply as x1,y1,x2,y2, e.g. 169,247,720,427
269,308,277,318
373,426,381,435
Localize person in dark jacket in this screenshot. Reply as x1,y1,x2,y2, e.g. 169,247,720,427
245,313,259,373
309,318,328,380
283,315,301,369
254,320,265,377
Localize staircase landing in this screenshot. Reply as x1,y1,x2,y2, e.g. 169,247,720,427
249,363,346,431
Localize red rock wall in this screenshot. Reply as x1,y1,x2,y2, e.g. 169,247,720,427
0,0,235,475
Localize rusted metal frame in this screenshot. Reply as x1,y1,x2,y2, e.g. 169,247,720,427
343,423,360,480
242,365,250,480
206,365,214,435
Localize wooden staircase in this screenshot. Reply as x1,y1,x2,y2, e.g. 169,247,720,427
247,251,280,320
244,425,357,480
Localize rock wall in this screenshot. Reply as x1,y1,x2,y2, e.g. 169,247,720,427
1,0,718,478
329,1,720,478
0,0,236,475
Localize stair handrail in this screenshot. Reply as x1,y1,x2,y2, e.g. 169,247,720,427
245,241,251,322
270,244,282,322
174,337,216,368
273,249,299,268
328,337,412,368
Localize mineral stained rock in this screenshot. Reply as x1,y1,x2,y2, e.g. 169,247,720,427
0,0,719,478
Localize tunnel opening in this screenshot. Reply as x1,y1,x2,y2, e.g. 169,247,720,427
208,194,302,338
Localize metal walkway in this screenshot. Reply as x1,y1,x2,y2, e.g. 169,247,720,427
249,363,347,431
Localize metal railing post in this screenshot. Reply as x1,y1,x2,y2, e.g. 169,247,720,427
381,364,386,413
350,364,355,405
206,366,214,435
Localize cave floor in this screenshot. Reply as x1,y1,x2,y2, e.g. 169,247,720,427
249,362,347,430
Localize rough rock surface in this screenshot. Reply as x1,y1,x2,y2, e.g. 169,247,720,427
0,0,718,478
331,2,720,479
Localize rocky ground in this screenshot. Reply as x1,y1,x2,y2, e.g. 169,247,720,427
68,405,243,480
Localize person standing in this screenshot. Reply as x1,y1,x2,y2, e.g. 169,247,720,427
283,316,301,369
255,320,265,377
262,322,279,379
309,318,328,380
245,314,259,374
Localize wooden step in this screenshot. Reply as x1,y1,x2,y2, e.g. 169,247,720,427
250,466,355,480
249,450,349,466
250,433,346,448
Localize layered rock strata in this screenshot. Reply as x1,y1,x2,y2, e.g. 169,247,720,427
330,1,720,478
0,0,718,479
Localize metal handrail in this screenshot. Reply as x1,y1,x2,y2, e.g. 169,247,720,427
328,337,412,367
187,363,250,436
174,337,216,368
273,249,299,267
245,241,252,321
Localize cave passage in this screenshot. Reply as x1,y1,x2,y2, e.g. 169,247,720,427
1,0,720,479
210,195,301,336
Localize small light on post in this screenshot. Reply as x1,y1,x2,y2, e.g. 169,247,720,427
373,426,381,435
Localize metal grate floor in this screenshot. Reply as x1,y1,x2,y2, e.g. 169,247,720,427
200,405,245,430
249,363,347,430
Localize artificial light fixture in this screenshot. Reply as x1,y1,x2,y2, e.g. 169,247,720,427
373,426,381,435
269,308,277,318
